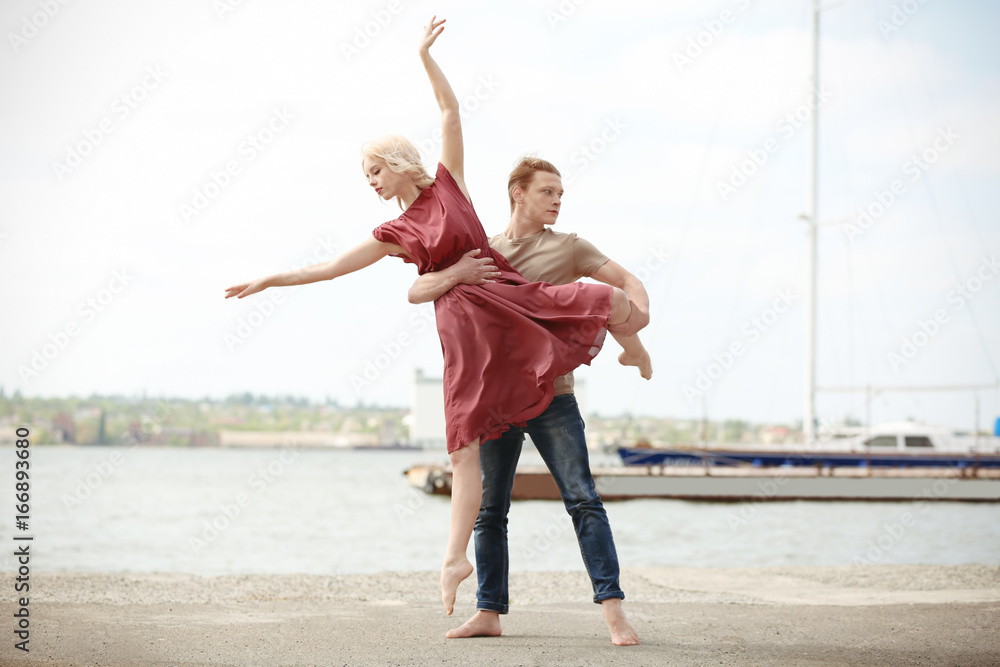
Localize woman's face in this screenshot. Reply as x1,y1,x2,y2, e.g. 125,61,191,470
363,157,408,202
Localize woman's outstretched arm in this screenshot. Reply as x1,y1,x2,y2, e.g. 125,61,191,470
224,236,403,299
418,16,470,202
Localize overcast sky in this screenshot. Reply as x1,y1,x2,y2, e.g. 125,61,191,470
2,0,998,432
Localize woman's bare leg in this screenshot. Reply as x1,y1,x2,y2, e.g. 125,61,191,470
441,438,480,615
608,288,652,379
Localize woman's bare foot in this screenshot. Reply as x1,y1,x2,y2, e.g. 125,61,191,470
441,558,474,615
446,610,502,639
618,348,653,380
601,598,639,646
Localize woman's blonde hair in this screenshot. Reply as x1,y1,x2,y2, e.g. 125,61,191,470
507,156,561,213
361,135,435,209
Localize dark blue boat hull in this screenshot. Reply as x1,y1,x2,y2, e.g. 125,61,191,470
617,447,1000,469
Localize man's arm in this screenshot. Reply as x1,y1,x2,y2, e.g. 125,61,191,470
591,260,650,336
407,249,500,303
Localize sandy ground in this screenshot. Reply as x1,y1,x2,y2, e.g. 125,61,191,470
5,565,999,666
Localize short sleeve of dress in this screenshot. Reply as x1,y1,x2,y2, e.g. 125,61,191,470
369,163,466,272
431,162,471,204
371,162,449,249
434,161,452,185
372,218,401,246
372,216,420,266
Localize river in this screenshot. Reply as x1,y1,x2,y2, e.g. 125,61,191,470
2,445,997,575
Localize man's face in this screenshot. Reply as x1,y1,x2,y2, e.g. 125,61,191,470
519,172,563,225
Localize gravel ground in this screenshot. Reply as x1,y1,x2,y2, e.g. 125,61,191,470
33,564,1000,605
7,565,1000,666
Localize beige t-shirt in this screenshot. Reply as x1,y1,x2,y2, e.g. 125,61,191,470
489,228,610,396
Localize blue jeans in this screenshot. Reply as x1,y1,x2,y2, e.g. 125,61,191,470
475,394,624,613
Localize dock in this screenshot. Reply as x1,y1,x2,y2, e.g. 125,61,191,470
404,463,1000,501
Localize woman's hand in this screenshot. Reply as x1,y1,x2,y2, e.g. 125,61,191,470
418,15,466,197
224,278,268,299
419,15,445,55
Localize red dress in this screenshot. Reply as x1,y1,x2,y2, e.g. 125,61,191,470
373,163,612,452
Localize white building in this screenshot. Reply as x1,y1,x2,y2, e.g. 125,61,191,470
410,368,447,449
408,367,591,450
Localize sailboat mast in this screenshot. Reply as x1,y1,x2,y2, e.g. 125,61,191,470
804,0,820,445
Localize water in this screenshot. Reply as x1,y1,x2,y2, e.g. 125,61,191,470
2,445,998,575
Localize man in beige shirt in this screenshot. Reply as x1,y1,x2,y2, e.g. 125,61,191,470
409,157,650,645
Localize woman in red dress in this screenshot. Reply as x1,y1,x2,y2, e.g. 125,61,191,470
226,17,651,616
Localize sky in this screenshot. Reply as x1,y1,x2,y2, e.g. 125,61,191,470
1,0,998,433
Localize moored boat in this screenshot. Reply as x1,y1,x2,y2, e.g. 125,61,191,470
618,422,1000,469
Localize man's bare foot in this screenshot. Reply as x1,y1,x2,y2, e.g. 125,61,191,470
601,598,639,646
618,349,653,380
446,610,502,639
441,558,474,615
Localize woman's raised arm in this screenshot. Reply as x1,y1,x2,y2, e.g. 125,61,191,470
224,236,403,299
418,16,470,202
